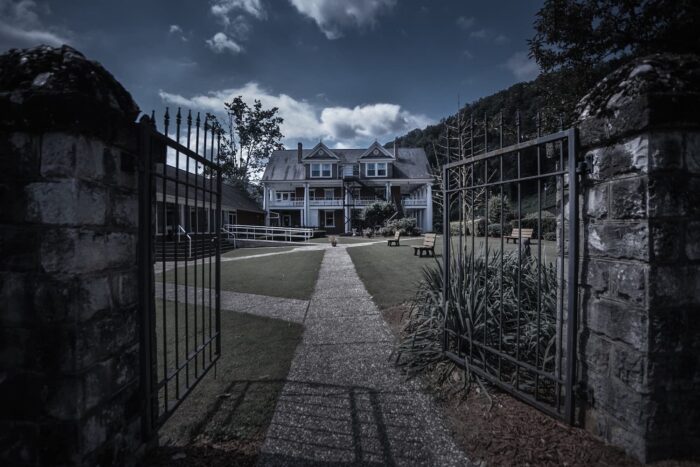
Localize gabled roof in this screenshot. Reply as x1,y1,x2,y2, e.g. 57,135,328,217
358,141,394,160
302,142,339,161
262,147,432,182
157,164,264,213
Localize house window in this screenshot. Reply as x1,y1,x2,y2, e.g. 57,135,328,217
275,191,294,201
324,211,335,227
311,163,332,178
324,188,335,200
366,162,387,177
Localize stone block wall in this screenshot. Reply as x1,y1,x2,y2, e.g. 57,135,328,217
576,54,700,462
0,46,144,466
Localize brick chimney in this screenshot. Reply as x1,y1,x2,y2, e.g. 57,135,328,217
297,142,303,162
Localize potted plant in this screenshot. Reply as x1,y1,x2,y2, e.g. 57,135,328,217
329,235,338,247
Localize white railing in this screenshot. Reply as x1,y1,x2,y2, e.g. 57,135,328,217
350,197,384,206
222,224,314,243
176,225,192,258
269,199,304,207
403,198,428,207
309,198,343,207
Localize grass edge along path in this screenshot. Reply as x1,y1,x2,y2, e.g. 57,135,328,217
148,309,304,466
159,249,325,301
346,239,438,310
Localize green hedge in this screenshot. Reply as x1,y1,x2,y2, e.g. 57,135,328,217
450,218,486,236
381,217,421,236
487,223,513,237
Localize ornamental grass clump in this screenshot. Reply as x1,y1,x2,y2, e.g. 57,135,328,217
396,250,558,396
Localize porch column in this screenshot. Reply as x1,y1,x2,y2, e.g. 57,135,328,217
303,182,310,227
385,181,391,203
344,186,351,233
425,183,433,232
263,185,270,226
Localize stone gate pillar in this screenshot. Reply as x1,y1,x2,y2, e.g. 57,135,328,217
0,46,144,465
576,53,700,462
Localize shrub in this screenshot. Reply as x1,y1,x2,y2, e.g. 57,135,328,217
487,223,512,237
451,218,486,236
487,196,514,224
362,201,396,228
383,217,420,236
396,251,558,394
465,217,486,236
543,232,557,241
511,211,557,238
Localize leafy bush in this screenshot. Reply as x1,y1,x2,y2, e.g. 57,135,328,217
511,211,557,238
383,217,421,236
450,218,486,236
487,223,512,237
543,232,557,241
396,251,558,395
487,196,514,224
362,201,396,228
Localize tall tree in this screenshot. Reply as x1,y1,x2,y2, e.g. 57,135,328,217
529,0,700,112
224,96,284,181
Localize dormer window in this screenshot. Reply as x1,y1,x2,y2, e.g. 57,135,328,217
366,162,387,177
311,163,332,178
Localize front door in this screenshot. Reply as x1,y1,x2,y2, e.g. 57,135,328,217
282,215,292,227
323,210,335,230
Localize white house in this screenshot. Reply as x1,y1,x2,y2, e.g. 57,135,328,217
261,141,434,234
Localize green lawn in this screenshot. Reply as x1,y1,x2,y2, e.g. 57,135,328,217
159,249,325,300
151,307,304,465
222,246,296,259
348,235,558,310
347,241,439,310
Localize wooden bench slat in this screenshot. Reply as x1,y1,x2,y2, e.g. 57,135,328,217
505,227,535,244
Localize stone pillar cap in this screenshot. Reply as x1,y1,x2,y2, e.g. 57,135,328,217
575,53,700,146
0,45,140,137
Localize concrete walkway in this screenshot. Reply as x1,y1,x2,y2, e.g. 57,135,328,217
257,246,470,466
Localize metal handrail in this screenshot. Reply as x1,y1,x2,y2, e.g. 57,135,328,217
222,224,314,243
176,225,192,258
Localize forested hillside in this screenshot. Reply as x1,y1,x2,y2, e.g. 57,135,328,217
387,76,557,170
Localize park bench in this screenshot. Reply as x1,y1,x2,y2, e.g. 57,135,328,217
505,228,534,244
413,233,437,257
387,231,401,246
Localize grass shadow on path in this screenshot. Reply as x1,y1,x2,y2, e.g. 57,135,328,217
146,310,304,466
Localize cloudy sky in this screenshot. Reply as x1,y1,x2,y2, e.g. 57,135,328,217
1,0,543,148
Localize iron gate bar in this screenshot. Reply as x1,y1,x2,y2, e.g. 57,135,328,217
515,111,521,392
139,108,223,435
441,121,578,424
565,128,579,424
173,110,180,401
442,128,573,169
442,171,568,193
184,110,191,390
138,117,155,439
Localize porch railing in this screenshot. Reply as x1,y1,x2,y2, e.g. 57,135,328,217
269,199,304,207
309,198,343,207
350,197,385,206
403,198,428,207
222,224,314,243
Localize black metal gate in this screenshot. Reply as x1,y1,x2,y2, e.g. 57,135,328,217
441,114,579,423
138,109,222,436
